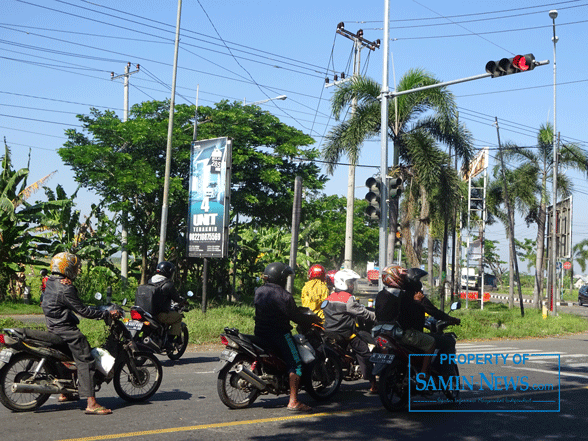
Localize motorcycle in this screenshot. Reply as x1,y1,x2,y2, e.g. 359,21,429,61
216,307,343,409
371,301,461,412
0,296,163,412
125,291,193,361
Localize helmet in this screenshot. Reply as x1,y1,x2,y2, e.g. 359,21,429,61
406,268,428,292
325,270,337,289
333,269,360,293
50,252,81,280
307,264,326,282
381,265,407,289
263,262,294,288
40,269,48,277
156,261,176,279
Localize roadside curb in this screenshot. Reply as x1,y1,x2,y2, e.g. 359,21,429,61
489,294,576,307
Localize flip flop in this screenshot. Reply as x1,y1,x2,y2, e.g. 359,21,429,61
85,406,112,415
58,394,79,402
286,403,312,412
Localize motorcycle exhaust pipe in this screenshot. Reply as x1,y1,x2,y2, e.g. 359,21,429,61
234,364,267,391
11,382,66,395
142,337,161,352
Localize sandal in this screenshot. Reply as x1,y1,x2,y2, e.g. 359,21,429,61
58,394,80,402
85,406,112,415
286,402,312,412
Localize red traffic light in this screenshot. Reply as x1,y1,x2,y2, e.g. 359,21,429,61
486,53,536,78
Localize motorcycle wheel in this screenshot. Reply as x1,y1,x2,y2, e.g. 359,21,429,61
378,363,408,412
0,353,54,412
304,347,342,401
443,364,460,402
217,355,260,409
113,353,162,402
167,323,189,361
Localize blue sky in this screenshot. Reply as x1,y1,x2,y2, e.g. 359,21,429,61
3,0,588,273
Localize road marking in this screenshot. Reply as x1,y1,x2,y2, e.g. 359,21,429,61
508,365,588,380
57,407,380,441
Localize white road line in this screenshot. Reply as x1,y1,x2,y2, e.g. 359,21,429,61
508,365,588,379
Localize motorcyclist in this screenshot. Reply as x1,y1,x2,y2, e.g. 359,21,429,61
39,268,48,304
41,252,120,415
325,269,337,294
322,269,377,393
148,261,186,346
301,264,329,320
254,262,316,412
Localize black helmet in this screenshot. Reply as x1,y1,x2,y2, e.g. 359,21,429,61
263,262,294,288
405,268,427,292
156,261,176,279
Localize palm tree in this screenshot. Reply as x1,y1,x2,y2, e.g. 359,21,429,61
322,70,473,267
501,122,587,307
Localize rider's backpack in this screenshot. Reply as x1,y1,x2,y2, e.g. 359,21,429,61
135,280,166,315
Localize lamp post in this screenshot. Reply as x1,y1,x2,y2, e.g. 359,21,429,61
549,9,558,315
243,95,287,106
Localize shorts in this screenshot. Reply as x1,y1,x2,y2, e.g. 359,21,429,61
400,328,435,353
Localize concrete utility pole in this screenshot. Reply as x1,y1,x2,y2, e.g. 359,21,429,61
327,22,379,271
549,9,559,316
158,0,182,263
379,0,390,288
111,62,140,286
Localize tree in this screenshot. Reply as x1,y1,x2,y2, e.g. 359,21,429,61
60,100,326,284
501,122,587,307
322,71,473,269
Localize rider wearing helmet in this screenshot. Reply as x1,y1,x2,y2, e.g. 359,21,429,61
42,252,120,415
148,261,186,344
325,270,337,293
254,262,315,411
322,269,377,393
301,264,329,319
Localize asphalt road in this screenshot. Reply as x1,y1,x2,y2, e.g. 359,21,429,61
1,334,587,441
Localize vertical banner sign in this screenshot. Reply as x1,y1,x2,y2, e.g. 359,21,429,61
188,137,232,258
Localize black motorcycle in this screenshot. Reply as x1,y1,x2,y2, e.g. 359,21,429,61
217,307,343,409
0,299,163,412
125,291,192,361
371,301,462,412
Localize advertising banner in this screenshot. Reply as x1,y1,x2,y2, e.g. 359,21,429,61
187,137,232,258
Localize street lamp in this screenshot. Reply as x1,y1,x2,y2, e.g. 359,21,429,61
549,9,558,315
244,95,287,106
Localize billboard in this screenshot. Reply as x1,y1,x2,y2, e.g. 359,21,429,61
187,137,232,258
463,147,489,181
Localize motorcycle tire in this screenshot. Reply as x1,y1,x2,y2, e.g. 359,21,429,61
167,323,189,361
217,354,260,409
113,353,162,402
304,347,342,401
443,364,460,403
378,362,409,412
0,353,55,412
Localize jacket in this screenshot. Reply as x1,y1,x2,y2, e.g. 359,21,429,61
41,276,107,330
148,275,184,314
323,291,375,340
301,279,329,319
375,286,405,323
254,282,306,336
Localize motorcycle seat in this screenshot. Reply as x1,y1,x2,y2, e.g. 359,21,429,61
16,328,66,346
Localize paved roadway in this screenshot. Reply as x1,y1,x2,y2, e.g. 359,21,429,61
1,334,587,441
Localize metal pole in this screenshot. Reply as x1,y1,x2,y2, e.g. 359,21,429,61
549,9,558,315
378,0,390,290
287,176,303,294
158,0,182,262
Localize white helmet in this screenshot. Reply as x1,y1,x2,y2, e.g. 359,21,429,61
333,269,360,293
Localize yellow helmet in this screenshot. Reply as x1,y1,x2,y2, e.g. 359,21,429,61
50,252,81,280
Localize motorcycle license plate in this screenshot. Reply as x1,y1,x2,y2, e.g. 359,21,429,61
370,353,395,364
0,349,12,364
125,320,143,331
219,349,237,363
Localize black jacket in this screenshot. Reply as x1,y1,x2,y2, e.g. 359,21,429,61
254,282,306,336
41,276,107,330
148,275,184,314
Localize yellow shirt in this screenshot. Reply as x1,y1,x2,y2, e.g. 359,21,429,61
301,279,329,319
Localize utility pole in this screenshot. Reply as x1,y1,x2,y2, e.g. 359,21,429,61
111,62,140,287
326,22,379,271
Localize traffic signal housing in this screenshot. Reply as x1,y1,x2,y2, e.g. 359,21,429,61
388,177,402,199
394,225,402,248
365,176,382,220
486,54,536,78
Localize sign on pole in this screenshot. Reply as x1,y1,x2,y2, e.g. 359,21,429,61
187,137,232,258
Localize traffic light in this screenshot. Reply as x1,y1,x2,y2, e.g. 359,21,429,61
394,225,402,248
486,54,536,78
365,176,382,220
388,177,402,199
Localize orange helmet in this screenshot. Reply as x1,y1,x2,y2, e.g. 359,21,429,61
51,252,81,281
381,265,407,289
326,270,337,288
307,264,326,282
